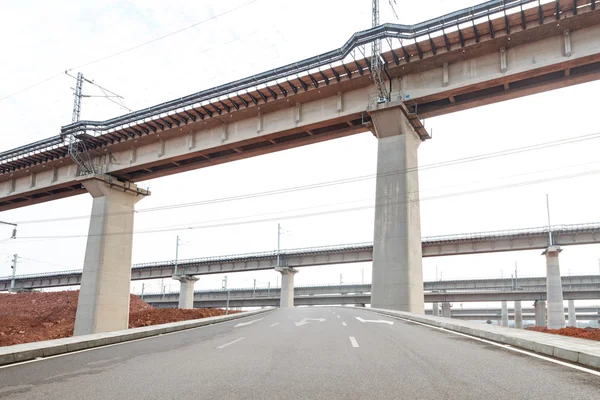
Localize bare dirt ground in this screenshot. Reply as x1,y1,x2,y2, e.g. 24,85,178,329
527,326,600,341
0,290,230,347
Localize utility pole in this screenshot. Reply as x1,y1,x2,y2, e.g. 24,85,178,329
72,72,84,123
10,254,17,292
546,194,553,246
276,223,282,268
173,235,182,276
0,221,17,239
141,283,145,300
514,262,518,290
361,268,364,284
64,71,130,176
371,0,389,102
253,279,256,298
340,274,343,285
222,276,228,290
267,282,271,297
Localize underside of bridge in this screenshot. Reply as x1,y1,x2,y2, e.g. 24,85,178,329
2,0,600,334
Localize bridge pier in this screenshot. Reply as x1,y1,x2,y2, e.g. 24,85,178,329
501,301,509,327
369,106,424,313
514,301,523,329
173,275,199,309
441,302,451,318
544,246,565,329
432,303,439,317
534,300,546,327
276,267,297,308
567,300,576,327
74,178,147,336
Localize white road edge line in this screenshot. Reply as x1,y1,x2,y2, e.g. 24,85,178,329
234,318,263,328
373,312,600,377
217,337,246,349
0,313,269,370
269,323,279,327
349,336,359,348
342,322,347,327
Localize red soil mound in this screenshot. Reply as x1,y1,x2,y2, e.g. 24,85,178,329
0,291,229,347
527,326,600,341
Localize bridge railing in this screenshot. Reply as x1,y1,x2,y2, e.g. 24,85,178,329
423,222,600,244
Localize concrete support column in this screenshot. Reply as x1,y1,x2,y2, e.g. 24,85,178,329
276,267,297,308
514,300,523,329
441,302,451,318
534,300,546,327
501,301,509,327
432,302,439,317
370,106,424,313
174,275,199,309
74,178,147,336
567,300,576,327
544,246,565,329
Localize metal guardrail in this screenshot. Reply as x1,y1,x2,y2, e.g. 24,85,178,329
0,0,545,164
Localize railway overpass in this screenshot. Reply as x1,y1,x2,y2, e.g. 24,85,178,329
134,274,600,303
144,288,600,307
2,0,600,334
2,223,600,292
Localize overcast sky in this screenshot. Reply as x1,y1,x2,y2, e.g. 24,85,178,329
1,0,599,309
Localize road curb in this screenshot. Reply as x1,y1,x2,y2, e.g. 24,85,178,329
0,308,275,367
362,307,600,370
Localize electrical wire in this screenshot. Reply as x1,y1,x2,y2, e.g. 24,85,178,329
11,165,600,243
0,0,261,105
66,0,260,72
0,252,75,270
13,129,600,225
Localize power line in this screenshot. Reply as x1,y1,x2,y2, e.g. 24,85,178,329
66,0,260,72
0,252,75,270
0,72,64,103
13,129,600,226
11,166,600,242
0,0,261,105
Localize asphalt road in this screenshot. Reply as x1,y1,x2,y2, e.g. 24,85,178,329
1,307,599,399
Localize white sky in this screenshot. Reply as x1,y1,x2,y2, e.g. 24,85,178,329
1,0,599,310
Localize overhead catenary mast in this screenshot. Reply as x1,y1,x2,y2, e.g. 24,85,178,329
64,71,131,176
371,0,391,102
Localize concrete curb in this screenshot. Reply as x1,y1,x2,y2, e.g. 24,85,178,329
362,307,600,370
0,307,275,367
